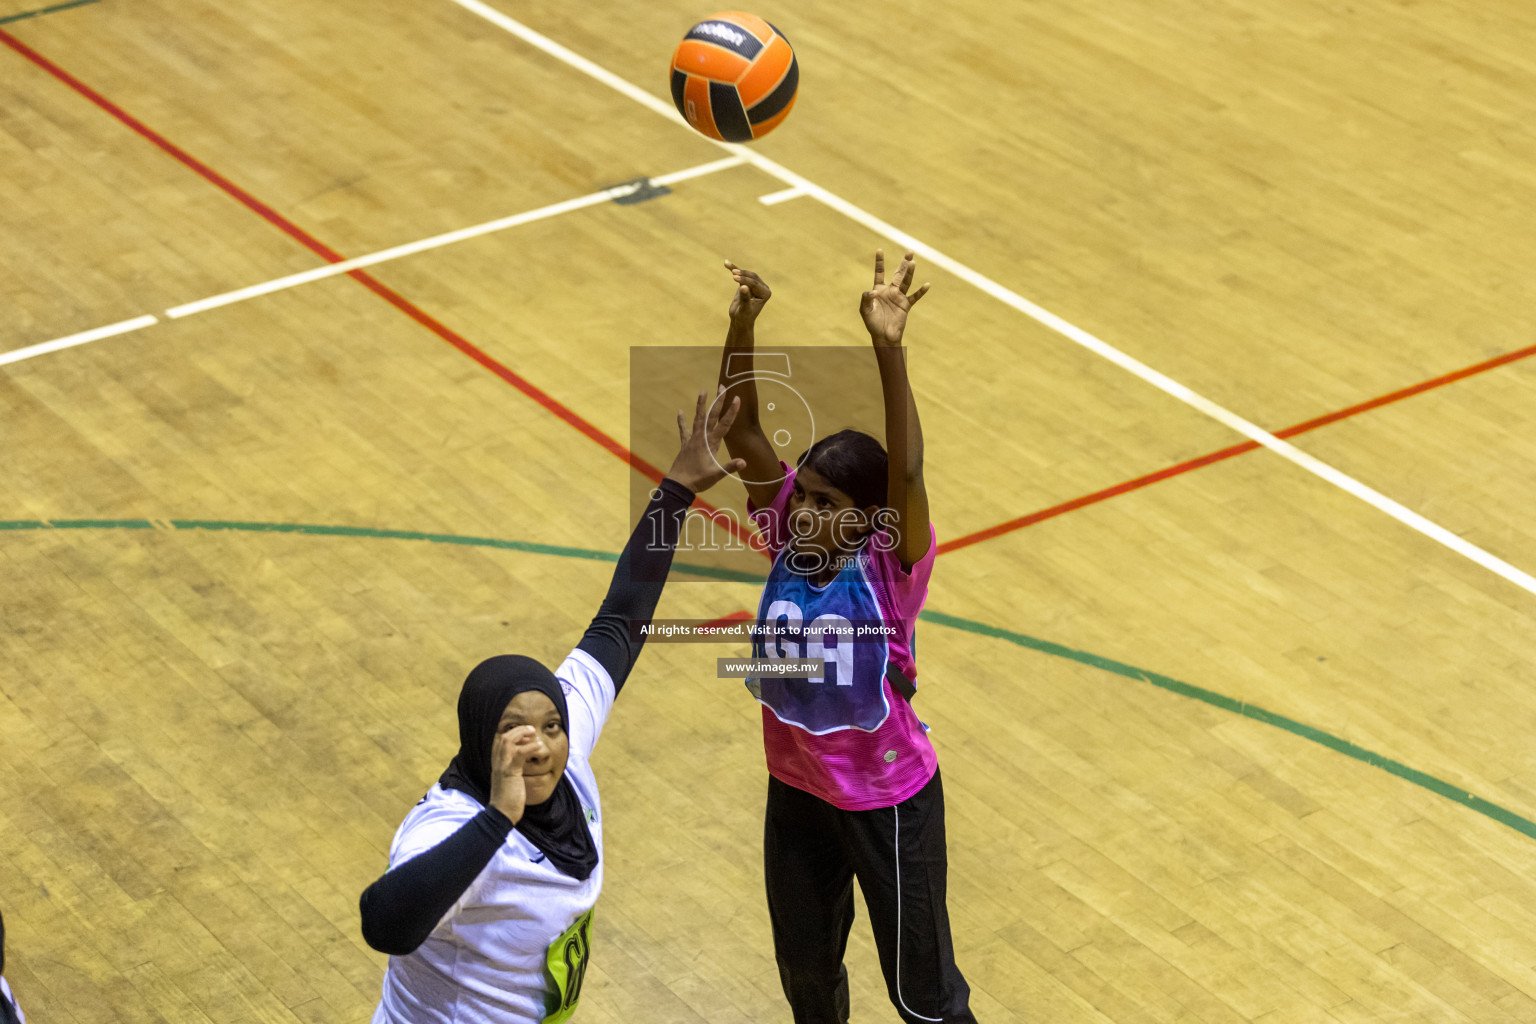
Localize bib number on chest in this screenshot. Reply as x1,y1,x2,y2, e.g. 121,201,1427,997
541,908,594,1024
748,553,892,734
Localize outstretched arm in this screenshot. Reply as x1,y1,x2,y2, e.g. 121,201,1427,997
717,261,787,510
576,389,746,690
861,249,932,570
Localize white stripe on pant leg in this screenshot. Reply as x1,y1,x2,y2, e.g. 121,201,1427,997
894,805,944,1023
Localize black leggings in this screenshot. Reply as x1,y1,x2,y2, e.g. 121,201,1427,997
764,769,978,1024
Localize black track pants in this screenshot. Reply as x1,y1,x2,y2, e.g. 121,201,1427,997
763,768,978,1024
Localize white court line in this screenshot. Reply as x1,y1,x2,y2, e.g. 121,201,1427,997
758,186,806,206
167,155,746,318
444,0,1536,599
0,315,158,367
652,156,747,186
1,156,746,369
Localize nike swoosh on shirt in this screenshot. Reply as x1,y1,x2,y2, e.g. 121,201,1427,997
531,852,546,863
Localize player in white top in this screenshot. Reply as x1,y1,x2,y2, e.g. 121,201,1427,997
359,391,746,1024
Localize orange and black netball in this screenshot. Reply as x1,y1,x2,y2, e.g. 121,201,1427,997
669,12,799,142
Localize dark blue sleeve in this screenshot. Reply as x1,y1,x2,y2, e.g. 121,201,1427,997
358,806,514,956
576,478,695,693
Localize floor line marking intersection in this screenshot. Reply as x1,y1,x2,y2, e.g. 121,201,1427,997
442,0,1536,600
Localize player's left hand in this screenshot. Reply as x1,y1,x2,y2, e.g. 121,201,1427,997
859,248,930,347
666,386,748,493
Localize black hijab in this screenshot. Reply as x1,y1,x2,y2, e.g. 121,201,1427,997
438,655,598,881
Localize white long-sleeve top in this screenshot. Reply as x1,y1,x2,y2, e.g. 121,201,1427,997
371,648,614,1024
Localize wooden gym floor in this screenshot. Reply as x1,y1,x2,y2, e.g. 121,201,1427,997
3,0,1536,1021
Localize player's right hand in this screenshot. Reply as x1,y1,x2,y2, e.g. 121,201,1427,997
725,260,771,322
489,724,538,823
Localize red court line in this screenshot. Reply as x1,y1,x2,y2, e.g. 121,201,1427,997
1270,341,1536,439
0,27,669,481
26,24,1524,567
0,30,347,266
699,609,753,630
347,272,648,471
939,340,1536,555
0,23,802,558
936,441,1259,554
1,26,769,550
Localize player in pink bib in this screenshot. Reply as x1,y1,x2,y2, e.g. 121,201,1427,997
718,251,978,1024
746,457,938,809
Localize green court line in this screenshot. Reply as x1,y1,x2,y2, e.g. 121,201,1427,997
917,610,1536,842
171,519,621,564
5,515,1533,842
169,519,763,582
0,0,100,25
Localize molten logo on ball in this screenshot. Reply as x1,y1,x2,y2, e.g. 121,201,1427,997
670,11,799,143
690,21,748,47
